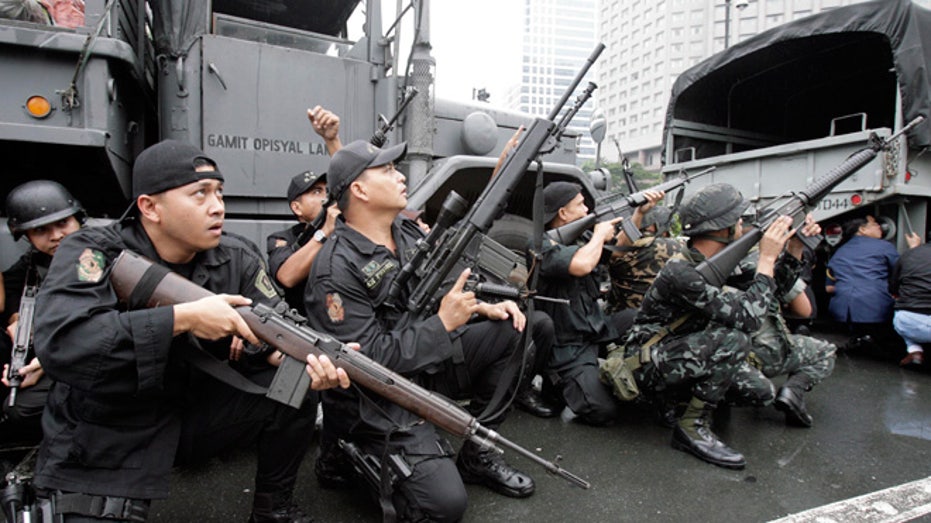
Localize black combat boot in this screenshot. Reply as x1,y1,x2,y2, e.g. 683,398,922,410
774,374,814,427
671,397,746,470
456,440,535,498
248,492,313,523
515,387,559,418
314,437,355,489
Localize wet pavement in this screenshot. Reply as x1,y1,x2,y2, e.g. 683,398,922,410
13,328,929,522
139,328,931,522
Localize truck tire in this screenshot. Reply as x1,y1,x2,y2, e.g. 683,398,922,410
487,214,535,284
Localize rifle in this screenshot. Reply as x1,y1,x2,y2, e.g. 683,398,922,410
621,156,639,194
108,250,590,490
547,166,716,245
390,43,606,318
6,284,37,408
696,116,925,287
295,88,420,249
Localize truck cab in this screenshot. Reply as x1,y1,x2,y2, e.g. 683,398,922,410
0,0,596,268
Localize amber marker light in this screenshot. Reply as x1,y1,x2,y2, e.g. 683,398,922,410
25,95,52,118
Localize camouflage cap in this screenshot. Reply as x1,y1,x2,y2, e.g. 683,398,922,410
679,183,748,236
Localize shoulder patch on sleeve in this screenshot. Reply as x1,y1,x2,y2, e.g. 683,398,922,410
77,248,106,282
254,268,278,299
326,292,345,323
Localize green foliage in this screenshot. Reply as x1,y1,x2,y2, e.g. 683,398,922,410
580,160,662,191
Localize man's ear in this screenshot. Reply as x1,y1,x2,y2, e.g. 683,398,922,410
289,200,301,216
136,195,160,223
557,206,570,222
349,180,368,203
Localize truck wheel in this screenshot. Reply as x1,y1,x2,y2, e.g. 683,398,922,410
487,214,535,284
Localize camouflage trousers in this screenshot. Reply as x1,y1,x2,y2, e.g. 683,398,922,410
730,315,837,407
644,324,752,404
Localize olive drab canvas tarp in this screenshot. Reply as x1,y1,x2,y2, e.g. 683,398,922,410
663,0,931,162
150,1,362,57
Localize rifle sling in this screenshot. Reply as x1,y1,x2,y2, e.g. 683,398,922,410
624,313,691,372
182,335,269,395
127,262,171,310
125,259,269,395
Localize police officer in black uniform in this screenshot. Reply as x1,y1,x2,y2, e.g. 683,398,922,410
31,140,349,522
304,139,555,521
267,170,340,314
1,180,85,442
266,105,343,314
535,182,662,425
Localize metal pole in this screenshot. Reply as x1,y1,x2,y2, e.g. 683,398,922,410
724,0,731,49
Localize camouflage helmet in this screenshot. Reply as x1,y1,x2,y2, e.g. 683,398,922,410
6,180,85,240
679,183,748,236
641,206,673,231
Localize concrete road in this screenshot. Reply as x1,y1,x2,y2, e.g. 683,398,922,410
133,331,931,521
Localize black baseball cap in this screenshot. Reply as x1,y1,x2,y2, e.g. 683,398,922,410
122,140,223,219
544,182,582,224
287,170,326,202
327,140,407,204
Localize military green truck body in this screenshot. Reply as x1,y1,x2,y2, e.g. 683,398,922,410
0,0,596,267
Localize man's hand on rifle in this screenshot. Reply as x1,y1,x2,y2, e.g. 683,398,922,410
2,357,43,388
305,347,354,391
787,213,820,259
308,105,343,155
173,294,260,345
6,318,17,341
322,203,341,237
906,232,923,249
618,189,666,245
757,215,795,277
438,269,480,332
492,125,525,178
477,300,526,332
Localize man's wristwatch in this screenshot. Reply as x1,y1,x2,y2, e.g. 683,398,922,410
313,230,328,244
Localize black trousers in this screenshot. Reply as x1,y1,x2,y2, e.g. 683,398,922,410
176,368,318,495
371,313,554,522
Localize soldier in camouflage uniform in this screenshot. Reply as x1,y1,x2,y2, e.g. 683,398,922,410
606,183,804,469
726,249,836,427
606,206,687,312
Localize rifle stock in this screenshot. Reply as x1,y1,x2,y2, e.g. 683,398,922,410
547,166,716,245
7,284,37,407
108,250,590,489
696,116,925,287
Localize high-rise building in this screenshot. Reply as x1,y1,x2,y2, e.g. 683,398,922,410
510,0,598,162
597,0,931,169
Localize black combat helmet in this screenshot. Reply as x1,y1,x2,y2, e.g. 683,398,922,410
679,183,748,237
6,180,85,240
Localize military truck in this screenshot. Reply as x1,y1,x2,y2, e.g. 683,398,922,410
0,0,598,268
661,0,931,251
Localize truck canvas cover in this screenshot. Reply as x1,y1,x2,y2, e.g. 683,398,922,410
150,1,361,56
663,0,931,163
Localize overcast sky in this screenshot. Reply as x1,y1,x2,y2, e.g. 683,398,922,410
350,1,523,107
429,1,523,106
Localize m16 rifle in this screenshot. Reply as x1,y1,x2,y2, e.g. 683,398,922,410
547,166,716,245
296,88,420,249
108,250,590,490
6,284,37,408
696,116,925,287
389,44,605,319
